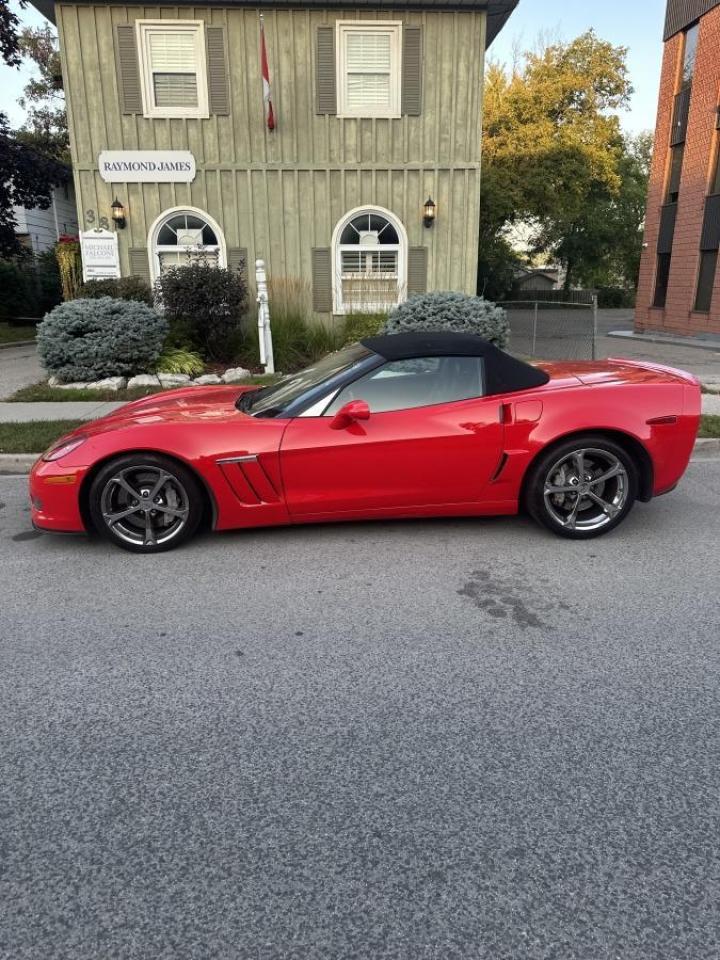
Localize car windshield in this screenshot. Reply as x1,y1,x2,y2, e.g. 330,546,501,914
239,342,373,417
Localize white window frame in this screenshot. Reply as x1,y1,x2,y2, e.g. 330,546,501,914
331,205,408,315
136,20,209,120
147,206,227,283
336,21,402,119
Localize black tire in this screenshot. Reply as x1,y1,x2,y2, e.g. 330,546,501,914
88,453,204,553
524,435,639,540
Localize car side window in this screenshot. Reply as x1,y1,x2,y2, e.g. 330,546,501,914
324,356,484,415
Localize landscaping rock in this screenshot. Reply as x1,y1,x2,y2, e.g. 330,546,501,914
48,376,61,387
222,366,251,383
127,374,161,389
158,373,192,388
193,374,223,386
55,381,91,390
87,377,127,391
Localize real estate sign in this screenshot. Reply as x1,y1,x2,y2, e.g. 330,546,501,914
98,151,196,183
80,229,120,282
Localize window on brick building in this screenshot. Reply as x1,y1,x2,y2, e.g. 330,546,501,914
682,23,699,87
667,145,684,203
695,251,718,313
653,253,671,308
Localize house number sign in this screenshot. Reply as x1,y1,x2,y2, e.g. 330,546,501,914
98,151,196,183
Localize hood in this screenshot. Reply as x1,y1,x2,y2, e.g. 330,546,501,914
80,385,258,437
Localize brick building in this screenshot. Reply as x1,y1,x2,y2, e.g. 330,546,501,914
636,0,720,338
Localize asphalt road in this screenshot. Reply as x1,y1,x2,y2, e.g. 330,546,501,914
2,457,720,960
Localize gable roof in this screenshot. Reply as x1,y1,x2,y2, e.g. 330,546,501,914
29,0,518,47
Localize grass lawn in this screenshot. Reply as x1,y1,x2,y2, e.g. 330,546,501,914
699,415,720,438
9,374,281,403
0,322,37,346
0,420,84,455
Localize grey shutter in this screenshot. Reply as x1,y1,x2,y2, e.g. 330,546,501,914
115,24,143,115
206,26,230,116
316,26,336,115
401,26,422,116
129,248,151,282
227,247,247,276
700,195,720,251
312,248,333,312
657,203,678,255
407,247,428,296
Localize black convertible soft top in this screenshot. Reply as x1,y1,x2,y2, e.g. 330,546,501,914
361,333,550,396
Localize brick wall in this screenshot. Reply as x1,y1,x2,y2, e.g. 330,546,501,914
635,5,720,336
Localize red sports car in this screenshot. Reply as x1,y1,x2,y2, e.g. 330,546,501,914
30,333,701,553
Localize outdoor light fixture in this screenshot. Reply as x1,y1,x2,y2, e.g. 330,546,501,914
111,198,126,230
423,196,436,228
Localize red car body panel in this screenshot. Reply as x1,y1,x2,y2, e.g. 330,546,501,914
29,359,701,536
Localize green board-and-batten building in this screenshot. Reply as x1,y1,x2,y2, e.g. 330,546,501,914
30,0,517,317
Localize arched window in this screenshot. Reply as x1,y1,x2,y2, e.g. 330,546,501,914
333,206,407,314
148,207,226,280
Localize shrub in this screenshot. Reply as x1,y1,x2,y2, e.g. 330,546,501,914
382,291,509,349
34,251,63,316
55,235,82,301
37,296,168,382
0,261,38,321
342,312,387,345
156,263,247,361
155,347,205,377
596,286,635,309
78,276,154,306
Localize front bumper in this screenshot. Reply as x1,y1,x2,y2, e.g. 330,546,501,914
29,459,88,533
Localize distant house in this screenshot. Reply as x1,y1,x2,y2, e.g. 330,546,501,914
13,177,78,253
29,0,518,316
514,267,560,293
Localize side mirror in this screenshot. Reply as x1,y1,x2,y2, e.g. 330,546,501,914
329,400,370,430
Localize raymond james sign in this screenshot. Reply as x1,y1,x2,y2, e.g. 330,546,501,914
98,150,196,183
80,229,120,282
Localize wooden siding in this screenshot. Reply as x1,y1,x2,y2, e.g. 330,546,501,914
57,3,486,300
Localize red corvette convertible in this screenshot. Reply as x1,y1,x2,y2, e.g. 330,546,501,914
30,333,701,553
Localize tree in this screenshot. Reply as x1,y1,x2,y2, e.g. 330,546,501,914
479,31,635,293
16,23,69,163
0,3,68,256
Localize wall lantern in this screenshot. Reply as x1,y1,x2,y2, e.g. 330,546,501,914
111,198,127,230
423,196,436,228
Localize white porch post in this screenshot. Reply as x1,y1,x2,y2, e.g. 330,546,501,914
255,258,274,374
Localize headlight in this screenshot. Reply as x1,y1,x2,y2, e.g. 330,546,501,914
42,436,87,462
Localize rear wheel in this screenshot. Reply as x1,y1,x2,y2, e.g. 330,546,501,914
88,454,204,553
525,436,638,539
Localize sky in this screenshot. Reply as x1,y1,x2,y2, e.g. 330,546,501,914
1,0,666,134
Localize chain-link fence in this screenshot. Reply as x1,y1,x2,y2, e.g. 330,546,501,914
501,299,598,362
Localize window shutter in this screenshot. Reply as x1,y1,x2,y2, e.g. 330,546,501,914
700,195,720,251
312,248,333,312
657,203,678,255
401,26,422,116
316,26,337,115
206,26,230,116
129,248,151,282
227,247,247,277
115,25,143,114
407,246,428,296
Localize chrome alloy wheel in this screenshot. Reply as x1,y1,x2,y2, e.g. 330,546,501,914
543,447,629,533
99,466,190,548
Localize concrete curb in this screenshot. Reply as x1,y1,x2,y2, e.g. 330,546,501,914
0,339,36,351
607,330,720,352
2,438,718,477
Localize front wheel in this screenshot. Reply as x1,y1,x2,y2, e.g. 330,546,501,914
525,436,639,539
88,454,204,553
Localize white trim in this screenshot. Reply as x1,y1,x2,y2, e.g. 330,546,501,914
336,21,402,119
331,205,408,315
147,206,227,282
136,20,209,120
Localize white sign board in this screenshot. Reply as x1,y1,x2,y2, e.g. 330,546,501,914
99,150,196,183
80,229,120,282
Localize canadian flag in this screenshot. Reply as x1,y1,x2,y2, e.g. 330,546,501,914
260,15,275,132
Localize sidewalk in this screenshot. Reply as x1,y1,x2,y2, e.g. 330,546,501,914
0,402,125,422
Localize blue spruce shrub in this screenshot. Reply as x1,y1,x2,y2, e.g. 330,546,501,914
382,291,510,349
37,296,168,383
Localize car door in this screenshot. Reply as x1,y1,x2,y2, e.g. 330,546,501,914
280,356,505,520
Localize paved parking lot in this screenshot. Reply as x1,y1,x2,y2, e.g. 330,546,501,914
1,454,720,959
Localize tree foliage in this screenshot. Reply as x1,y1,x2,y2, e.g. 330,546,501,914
16,24,69,163
480,31,648,294
0,0,27,68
